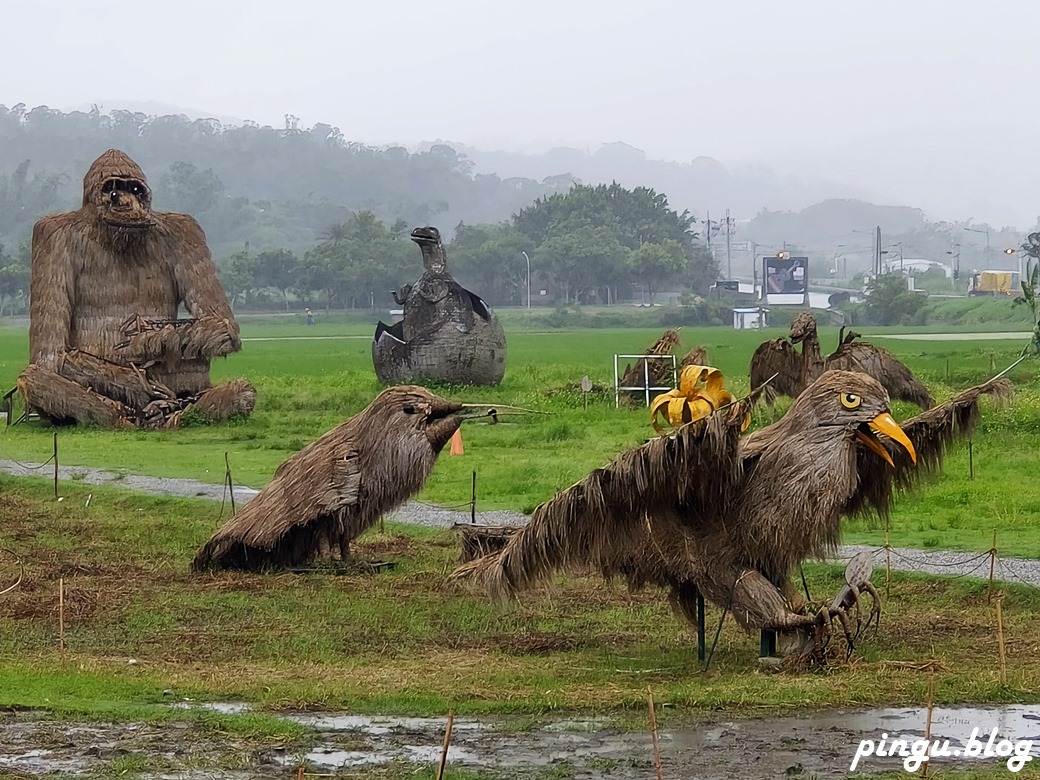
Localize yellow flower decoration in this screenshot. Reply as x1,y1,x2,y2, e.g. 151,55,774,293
650,364,751,435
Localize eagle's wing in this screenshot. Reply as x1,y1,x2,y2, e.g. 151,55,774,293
749,338,801,404
450,401,750,599
842,376,1012,520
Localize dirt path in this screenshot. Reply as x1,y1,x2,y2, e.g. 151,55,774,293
3,458,1039,587
2,704,1038,779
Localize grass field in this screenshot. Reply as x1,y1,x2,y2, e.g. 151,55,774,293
2,476,1038,719
1,316,1037,556
1,314,1039,778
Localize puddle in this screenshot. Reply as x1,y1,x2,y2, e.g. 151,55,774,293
170,701,252,714
1,704,1038,779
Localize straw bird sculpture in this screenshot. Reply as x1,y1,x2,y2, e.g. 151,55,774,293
194,386,470,572
452,369,1009,660
16,150,255,429
751,312,935,409
373,226,506,386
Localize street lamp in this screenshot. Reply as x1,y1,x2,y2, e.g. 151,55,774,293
521,251,531,312
964,226,991,267
881,242,904,273
946,243,961,282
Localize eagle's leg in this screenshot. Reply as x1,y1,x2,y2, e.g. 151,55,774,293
861,581,882,635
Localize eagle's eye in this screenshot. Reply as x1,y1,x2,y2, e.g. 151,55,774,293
840,392,862,410
403,404,416,415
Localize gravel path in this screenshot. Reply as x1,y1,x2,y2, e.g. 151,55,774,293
3,458,1038,587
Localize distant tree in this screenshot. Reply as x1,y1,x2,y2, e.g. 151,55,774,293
449,223,528,305
218,250,258,310
537,225,630,304
157,161,226,214
0,242,29,316
629,240,686,303
862,273,926,326
514,182,717,301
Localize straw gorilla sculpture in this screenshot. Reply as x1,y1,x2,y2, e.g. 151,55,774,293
453,370,1009,660
193,386,466,571
751,312,935,409
17,150,255,429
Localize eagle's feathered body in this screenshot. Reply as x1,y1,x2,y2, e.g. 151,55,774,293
453,370,1009,650
193,386,463,572
750,312,935,409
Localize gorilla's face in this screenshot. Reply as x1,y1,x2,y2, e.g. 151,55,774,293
99,177,154,230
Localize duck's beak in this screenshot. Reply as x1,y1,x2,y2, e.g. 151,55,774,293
855,412,917,467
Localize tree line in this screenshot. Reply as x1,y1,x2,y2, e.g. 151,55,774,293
0,105,563,255
218,183,718,311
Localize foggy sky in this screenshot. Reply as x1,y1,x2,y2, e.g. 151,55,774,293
5,0,1039,227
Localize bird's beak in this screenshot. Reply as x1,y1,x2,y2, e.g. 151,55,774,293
855,412,917,467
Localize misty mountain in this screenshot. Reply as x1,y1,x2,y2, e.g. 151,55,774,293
445,140,872,221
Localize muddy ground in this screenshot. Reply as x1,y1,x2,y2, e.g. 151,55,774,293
2,704,1039,779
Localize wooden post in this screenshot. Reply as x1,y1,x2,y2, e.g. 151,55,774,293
996,593,1008,685
988,530,997,603
296,767,304,780
59,577,66,670
224,452,236,516
648,687,664,780
885,521,892,599
471,471,477,524
968,440,974,480
53,432,59,500
945,358,950,381
435,711,454,780
922,672,935,778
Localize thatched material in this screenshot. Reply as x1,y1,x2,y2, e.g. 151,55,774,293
455,524,521,563
750,312,935,409
16,149,255,429
618,329,681,404
373,227,506,386
679,346,708,368
193,386,464,572
452,370,1010,657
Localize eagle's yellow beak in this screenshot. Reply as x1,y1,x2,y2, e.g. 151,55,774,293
854,412,917,467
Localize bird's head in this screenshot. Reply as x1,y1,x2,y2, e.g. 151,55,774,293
789,312,817,345
367,385,463,454
410,226,447,273
410,226,442,246
791,370,917,467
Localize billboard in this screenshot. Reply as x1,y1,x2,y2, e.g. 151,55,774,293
764,256,808,296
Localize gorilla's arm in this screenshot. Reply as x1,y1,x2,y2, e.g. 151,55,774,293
170,215,241,359
117,215,242,361
26,218,73,370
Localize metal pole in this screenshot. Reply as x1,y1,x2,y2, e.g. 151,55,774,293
614,356,620,409
522,251,531,311
696,589,706,662
644,357,650,408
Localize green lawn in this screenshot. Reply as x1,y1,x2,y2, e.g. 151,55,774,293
1,317,1037,556
1,477,1037,721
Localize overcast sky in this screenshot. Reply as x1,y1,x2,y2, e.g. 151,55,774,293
5,0,1039,226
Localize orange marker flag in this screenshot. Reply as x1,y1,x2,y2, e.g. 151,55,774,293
449,428,464,456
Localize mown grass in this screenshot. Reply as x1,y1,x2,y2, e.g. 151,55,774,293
1,317,1038,557
1,477,1038,725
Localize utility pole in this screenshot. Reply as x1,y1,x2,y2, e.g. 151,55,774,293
875,226,882,276
724,208,733,279
752,241,758,298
